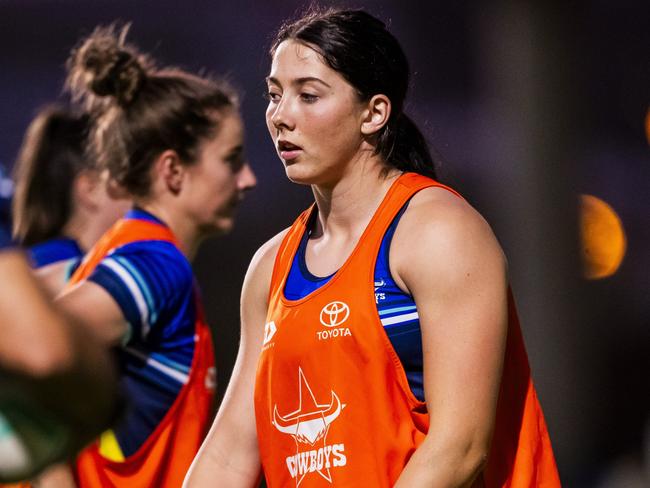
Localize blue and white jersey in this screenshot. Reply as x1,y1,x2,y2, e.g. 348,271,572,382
87,209,197,457
284,203,425,401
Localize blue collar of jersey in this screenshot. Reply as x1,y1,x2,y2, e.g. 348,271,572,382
125,207,168,227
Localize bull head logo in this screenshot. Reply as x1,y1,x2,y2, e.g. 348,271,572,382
272,368,345,445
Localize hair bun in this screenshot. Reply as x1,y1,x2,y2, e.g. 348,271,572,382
67,24,148,107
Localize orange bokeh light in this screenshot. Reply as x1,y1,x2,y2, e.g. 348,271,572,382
579,194,627,279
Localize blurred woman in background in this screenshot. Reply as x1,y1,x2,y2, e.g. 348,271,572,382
12,106,130,272
35,24,255,488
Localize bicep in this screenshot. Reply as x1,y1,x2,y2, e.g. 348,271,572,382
417,254,507,447
190,286,265,484
205,268,267,455
0,251,75,373
186,235,283,487
84,245,192,342
35,259,79,298
56,280,127,345
398,200,508,452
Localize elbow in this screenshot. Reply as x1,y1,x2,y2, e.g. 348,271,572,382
418,436,491,487
462,445,489,484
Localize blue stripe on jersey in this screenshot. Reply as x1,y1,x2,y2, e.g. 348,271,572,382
87,211,197,456
122,348,187,393
284,201,425,401
28,237,83,268
378,305,418,316
114,255,158,324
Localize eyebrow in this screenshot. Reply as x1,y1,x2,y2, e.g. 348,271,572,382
266,76,331,89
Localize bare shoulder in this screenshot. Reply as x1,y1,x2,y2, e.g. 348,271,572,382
241,227,292,318
246,227,291,286
391,186,507,290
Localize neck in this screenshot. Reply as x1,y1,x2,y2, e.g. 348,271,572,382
135,202,202,261
311,157,401,239
62,212,104,253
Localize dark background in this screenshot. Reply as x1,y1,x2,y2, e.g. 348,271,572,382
1,1,648,486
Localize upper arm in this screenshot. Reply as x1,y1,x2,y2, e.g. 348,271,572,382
393,188,508,453
185,229,288,487
35,258,81,298
81,242,192,344
0,250,75,374
0,251,119,480
55,280,127,345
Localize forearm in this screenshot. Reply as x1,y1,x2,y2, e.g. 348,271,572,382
185,379,262,488
0,332,119,482
394,436,487,488
0,251,118,430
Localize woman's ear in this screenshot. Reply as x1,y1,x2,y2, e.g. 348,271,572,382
360,94,392,136
154,149,185,194
72,170,102,211
102,170,129,200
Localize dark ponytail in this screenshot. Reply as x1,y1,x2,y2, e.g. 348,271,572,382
379,114,436,179
272,7,438,179
12,106,92,246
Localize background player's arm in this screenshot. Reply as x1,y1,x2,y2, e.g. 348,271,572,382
54,280,128,345
0,251,74,374
34,279,129,487
35,259,79,298
392,188,509,488
184,230,287,488
0,249,118,483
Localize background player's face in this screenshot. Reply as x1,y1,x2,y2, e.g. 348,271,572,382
266,40,368,187
181,111,256,235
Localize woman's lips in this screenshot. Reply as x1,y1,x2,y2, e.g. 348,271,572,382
280,149,302,160
278,140,302,161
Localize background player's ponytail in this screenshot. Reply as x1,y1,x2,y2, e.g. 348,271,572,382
12,106,92,245
271,7,439,180
66,24,237,197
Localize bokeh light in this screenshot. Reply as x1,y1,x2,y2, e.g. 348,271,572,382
579,194,627,279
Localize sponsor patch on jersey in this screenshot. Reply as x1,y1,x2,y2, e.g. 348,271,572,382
317,302,352,341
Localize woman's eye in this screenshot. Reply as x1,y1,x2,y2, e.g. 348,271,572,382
300,93,318,103
266,91,281,102
226,153,245,172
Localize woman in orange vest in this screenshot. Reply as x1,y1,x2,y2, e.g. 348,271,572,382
187,7,559,488
34,24,256,488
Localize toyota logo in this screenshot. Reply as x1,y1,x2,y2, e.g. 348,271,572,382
319,301,350,327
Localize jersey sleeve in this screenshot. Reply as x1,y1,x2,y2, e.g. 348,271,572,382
87,241,193,341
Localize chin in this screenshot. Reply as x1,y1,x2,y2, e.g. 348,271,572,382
214,217,235,235
198,218,233,238
284,164,322,186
